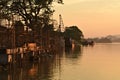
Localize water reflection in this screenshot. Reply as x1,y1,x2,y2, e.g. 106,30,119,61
0,46,82,80
2,43,120,80
0,69,8,80
65,46,82,59
0,56,60,80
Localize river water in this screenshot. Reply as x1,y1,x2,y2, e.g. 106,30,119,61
1,43,120,80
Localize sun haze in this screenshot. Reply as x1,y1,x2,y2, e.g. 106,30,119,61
53,0,120,38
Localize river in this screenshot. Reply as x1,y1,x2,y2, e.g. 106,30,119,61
0,43,120,80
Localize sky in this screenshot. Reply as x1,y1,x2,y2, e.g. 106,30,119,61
53,0,120,38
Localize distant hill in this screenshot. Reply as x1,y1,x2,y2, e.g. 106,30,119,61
106,35,120,42
87,34,120,43
90,37,112,43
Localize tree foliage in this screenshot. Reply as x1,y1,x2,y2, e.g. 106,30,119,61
0,0,63,30
64,26,84,43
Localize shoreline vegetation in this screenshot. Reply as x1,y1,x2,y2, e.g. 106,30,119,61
0,0,88,70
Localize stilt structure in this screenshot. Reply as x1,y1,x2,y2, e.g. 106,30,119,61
58,14,64,32
54,14,65,52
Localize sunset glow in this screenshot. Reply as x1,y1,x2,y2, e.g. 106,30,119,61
53,0,120,38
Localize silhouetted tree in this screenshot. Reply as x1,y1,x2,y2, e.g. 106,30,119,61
0,0,63,39
64,26,84,43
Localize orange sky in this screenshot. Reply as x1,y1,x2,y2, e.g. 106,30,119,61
53,0,120,38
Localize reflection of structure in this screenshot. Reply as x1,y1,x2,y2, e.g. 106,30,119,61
0,46,83,80
0,53,62,80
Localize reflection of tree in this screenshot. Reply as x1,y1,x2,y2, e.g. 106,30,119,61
0,70,8,80
2,54,62,80
65,46,82,59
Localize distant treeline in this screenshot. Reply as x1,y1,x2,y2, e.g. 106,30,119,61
87,35,120,43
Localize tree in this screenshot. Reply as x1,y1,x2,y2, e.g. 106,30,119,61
0,0,63,33
64,26,84,43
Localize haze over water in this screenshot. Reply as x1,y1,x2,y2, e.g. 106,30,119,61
1,43,120,80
